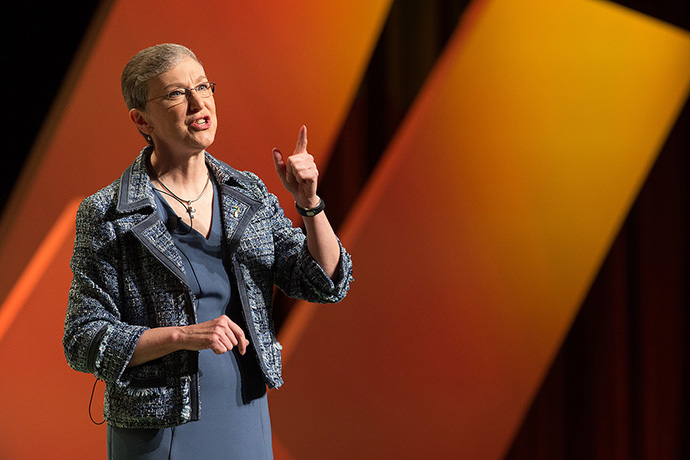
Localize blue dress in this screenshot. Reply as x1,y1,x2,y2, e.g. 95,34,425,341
107,181,273,460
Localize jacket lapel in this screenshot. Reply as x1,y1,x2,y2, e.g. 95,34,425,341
205,152,263,251
218,185,262,252
117,147,189,286
131,214,189,285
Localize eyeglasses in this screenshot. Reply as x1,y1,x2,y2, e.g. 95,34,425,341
147,82,216,106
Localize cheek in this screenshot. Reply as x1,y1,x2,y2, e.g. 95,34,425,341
209,110,219,131
153,114,179,132
208,99,218,118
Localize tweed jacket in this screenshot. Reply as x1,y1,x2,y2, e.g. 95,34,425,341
63,147,353,428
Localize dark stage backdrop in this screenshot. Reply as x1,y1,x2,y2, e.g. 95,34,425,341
2,1,689,459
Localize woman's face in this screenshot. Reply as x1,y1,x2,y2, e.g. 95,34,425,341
132,57,218,157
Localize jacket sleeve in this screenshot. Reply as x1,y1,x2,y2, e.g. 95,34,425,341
249,175,353,303
63,195,148,385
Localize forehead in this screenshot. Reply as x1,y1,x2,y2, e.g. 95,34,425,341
150,57,206,89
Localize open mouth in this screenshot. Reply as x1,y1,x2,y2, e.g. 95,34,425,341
191,116,211,129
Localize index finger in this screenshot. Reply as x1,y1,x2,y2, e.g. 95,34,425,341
295,125,308,153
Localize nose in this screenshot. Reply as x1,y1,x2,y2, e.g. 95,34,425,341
186,90,205,112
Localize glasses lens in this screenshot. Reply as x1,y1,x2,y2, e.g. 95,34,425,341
166,89,186,102
197,82,215,97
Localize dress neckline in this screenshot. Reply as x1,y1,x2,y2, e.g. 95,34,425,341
152,179,219,243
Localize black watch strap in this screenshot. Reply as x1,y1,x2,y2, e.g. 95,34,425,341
295,198,325,217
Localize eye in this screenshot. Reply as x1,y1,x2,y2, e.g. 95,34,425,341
196,83,210,91
167,89,186,99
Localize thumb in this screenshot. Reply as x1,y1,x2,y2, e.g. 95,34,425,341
272,148,290,182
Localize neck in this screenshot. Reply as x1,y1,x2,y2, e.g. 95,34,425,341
148,148,208,194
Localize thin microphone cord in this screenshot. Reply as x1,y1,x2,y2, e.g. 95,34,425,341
89,377,106,425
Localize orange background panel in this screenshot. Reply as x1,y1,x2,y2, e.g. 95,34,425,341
268,0,690,458
0,203,97,459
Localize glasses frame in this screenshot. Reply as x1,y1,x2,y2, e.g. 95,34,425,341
146,81,216,105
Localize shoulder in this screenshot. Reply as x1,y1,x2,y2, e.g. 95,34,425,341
73,180,124,249
205,152,270,198
77,177,124,223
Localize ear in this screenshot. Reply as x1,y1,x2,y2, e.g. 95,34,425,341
129,108,153,136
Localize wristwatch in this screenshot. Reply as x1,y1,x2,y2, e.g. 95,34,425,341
295,197,325,217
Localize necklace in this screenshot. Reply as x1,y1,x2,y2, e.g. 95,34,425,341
154,174,211,224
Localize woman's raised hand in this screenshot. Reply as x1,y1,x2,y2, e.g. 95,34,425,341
272,125,321,209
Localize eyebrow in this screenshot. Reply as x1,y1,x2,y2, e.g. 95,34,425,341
162,76,208,90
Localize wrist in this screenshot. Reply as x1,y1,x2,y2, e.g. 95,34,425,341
295,197,325,217
171,326,188,349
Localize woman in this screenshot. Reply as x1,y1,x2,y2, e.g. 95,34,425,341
63,43,353,459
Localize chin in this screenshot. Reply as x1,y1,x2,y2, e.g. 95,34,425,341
195,133,216,151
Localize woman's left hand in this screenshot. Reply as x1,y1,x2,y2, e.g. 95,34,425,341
272,125,321,209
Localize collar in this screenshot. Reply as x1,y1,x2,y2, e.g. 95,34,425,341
116,146,255,215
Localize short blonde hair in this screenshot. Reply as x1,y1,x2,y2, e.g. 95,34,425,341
121,43,202,110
